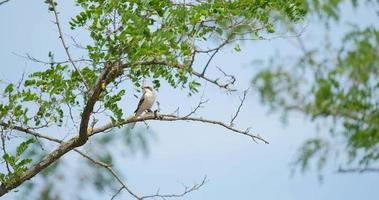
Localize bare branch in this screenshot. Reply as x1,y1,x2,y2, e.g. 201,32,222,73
140,176,207,199
184,91,209,118
195,38,230,54
230,87,250,126
12,52,91,66
337,167,379,174
215,66,236,86
111,187,125,200
201,48,220,76
70,35,87,49
75,151,142,200
91,112,269,144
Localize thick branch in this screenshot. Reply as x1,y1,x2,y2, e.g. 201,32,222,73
77,65,113,145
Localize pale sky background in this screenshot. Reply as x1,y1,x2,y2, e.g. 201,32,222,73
0,0,378,200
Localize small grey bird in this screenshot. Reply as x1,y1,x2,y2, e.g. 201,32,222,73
130,85,156,128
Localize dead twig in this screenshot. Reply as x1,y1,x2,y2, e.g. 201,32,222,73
230,87,250,126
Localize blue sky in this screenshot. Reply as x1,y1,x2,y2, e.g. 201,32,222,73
0,0,378,200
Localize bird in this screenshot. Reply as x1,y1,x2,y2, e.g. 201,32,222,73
129,85,156,128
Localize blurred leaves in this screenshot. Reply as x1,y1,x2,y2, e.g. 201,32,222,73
293,138,330,173
76,126,155,196
253,0,379,173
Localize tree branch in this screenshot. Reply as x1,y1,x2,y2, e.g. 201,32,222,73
201,48,220,76
337,167,379,174
12,52,91,66
140,176,207,199
91,112,269,144
230,87,249,126
77,65,113,145
75,151,142,200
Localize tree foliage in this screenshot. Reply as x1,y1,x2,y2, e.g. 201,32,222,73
0,0,306,199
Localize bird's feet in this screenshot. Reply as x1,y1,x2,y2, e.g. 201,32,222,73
154,109,162,119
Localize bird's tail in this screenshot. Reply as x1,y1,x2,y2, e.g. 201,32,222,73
129,122,136,129
126,113,138,129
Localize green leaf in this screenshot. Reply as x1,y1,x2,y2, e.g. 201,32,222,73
3,153,15,166
16,139,34,157
5,84,14,93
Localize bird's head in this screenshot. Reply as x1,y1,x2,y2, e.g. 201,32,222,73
142,85,153,93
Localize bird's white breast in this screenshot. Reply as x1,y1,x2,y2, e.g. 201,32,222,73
140,90,155,111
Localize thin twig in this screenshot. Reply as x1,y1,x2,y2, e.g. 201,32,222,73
184,91,209,118
50,0,89,90
337,167,379,174
74,151,142,199
201,48,220,76
12,52,91,66
230,87,250,126
111,186,125,200
1,132,11,174
141,176,207,199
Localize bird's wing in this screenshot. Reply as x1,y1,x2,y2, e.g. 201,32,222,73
134,95,144,114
